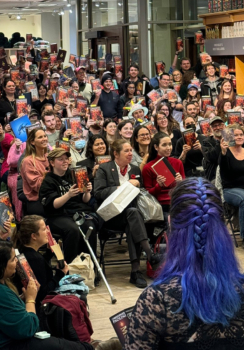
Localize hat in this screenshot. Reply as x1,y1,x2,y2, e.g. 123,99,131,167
29,109,40,118
75,66,86,73
128,103,148,119
47,148,71,161
51,73,60,79
209,116,224,125
101,74,112,85
187,84,198,90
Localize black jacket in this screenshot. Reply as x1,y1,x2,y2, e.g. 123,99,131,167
96,90,123,120
200,77,222,105
202,136,221,181
94,161,142,204
39,170,92,217
119,77,152,96
0,98,14,125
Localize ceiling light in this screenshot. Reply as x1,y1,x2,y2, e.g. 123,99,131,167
95,2,100,7
118,2,122,6
67,0,71,7
59,8,64,15
69,9,73,13
16,14,21,19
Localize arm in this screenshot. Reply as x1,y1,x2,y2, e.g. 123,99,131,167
21,159,46,194
94,166,118,201
202,139,221,164
117,96,123,120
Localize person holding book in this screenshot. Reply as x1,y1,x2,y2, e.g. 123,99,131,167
0,219,11,240
128,103,148,125
0,240,94,350
39,148,98,264
131,125,151,170
142,132,185,215
119,64,152,97
94,139,161,289
32,83,54,116
74,66,93,103
123,177,244,350
12,215,68,315
116,120,134,142
216,99,233,123
201,63,223,105
120,82,136,108
219,124,244,244
182,84,201,112
0,79,18,126
214,79,236,107
20,127,49,216
154,112,181,157
175,117,205,177
172,69,183,85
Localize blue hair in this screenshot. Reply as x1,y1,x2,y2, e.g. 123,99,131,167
154,177,244,326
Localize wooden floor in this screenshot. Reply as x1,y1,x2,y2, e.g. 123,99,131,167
88,232,244,341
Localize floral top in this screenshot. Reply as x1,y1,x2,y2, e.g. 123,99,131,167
123,278,244,350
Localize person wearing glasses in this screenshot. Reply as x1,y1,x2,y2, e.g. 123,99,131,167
202,116,225,182
131,125,151,170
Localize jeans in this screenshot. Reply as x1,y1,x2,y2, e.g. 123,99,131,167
223,188,244,239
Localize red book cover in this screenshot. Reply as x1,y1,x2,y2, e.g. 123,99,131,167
201,96,212,111
71,166,89,193
16,253,37,289
114,62,123,75
49,78,59,92
183,129,197,148
90,106,103,121
113,55,122,64
151,157,177,187
76,96,88,116
236,95,244,107
16,99,28,116
56,140,70,152
142,121,157,136
109,306,134,345
155,61,165,75
205,105,215,113
91,78,102,91
147,89,161,102
167,89,178,102
40,49,49,59
57,87,68,105
16,50,25,61
95,155,111,164
39,59,50,73
227,111,242,125
69,53,76,66
79,56,87,68
0,191,13,213
89,59,97,72
50,53,58,65
10,70,20,84
50,43,58,54
98,59,106,70
65,117,83,138
199,119,211,136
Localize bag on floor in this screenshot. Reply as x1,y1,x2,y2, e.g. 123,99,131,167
69,253,95,290
136,188,164,222
40,294,93,343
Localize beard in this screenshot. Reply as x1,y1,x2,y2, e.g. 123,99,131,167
214,131,222,138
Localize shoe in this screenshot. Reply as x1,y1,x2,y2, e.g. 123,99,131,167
130,270,147,288
149,253,162,270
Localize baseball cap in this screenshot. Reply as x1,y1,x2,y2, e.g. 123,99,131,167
47,148,71,161
187,84,198,90
51,73,60,79
209,116,224,125
75,66,86,73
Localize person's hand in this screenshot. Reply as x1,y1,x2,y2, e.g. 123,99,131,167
182,144,191,154
95,89,102,98
178,46,184,53
220,138,229,155
27,104,31,115
162,93,168,100
58,261,69,275
156,175,166,187
22,278,38,301
54,103,62,112
92,164,99,177
193,140,201,151
72,108,81,116
128,179,140,187
4,124,11,133
63,80,70,86
3,219,11,233
175,173,182,182
15,138,22,149
85,182,92,192
86,118,95,128
64,128,73,137
68,184,80,198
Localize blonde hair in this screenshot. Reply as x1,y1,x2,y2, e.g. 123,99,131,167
23,127,47,169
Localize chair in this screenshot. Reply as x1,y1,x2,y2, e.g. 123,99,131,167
215,166,239,247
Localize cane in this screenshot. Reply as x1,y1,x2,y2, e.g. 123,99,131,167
73,213,117,304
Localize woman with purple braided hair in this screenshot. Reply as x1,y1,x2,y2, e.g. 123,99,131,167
123,177,244,350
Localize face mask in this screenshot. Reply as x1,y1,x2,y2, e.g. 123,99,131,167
75,139,86,150
186,123,196,132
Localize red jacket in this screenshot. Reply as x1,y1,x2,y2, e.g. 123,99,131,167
142,155,185,205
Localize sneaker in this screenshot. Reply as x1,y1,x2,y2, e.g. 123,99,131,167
130,270,147,288
149,253,162,270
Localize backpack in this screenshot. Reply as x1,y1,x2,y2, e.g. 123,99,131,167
39,294,93,343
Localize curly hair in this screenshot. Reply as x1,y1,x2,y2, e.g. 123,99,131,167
85,134,109,161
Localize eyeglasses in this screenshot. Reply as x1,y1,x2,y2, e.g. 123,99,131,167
211,123,223,129
138,133,150,138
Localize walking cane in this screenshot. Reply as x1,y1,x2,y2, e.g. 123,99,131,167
73,212,117,304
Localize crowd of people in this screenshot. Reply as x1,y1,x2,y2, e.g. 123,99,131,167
0,37,244,349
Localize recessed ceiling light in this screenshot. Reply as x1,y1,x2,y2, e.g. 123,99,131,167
16,14,21,19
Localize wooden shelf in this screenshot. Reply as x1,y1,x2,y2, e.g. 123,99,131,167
199,9,244,25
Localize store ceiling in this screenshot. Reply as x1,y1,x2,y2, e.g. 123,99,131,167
0,0,75,16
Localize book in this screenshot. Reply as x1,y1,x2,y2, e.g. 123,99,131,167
0,57,10,71
20,79,27,91
71,166,89,193
50,53,58,65
25,61,32,72
205,105,215,113
236,95,244,107
199,119,211,136
75,56,80,67
201,96,212,111
89,59,97,72
90,106,103,121
10,114,31,142
25,81,38,99
29,64,38,76
10,55,17,66
167,89,178,102
221,128,235,147
155,61,165,75
109,306,134,345
26,122,42,134
65,117,83,138
16,253,37,289
40,49,49,59
151,157,177,187
191,78,201,90
227,111,242,125
57,49,67,62
113,55,122,64
0,191,13,213
76,96,88,116
50,43,58,53
95,155,111,164
183,129,197,148
142,121,157,136
39,59,50,73
98,59,106,70
91,78,102,91
0,203,10,233
69,53,76,66
49,78,59,92
16,99,28,117
56,140,70,152
23,92,32,106
173,82,181,94
56,87,68,105
147,89,161,102
114,62,123,75
79,56,87,68
10,69,20,84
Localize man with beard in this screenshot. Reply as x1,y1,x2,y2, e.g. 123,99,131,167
180,102,204,132
42,110,60,147
202,116,225,182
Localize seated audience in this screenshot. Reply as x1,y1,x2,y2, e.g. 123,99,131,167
41,110,59,147
101,118,117,146
116,120,134,141
216,99,233,123
131,125,151,169
124,177,244,349
0,79,17,126
94,139,160,288
0,240,94,350
142,132,185,214
219,124,244,243
39,148,98,264
128,104,148,125
214,79,236,107
32,83,54,115
120,82,136,108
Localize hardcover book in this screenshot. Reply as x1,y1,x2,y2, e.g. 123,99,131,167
10,69,20,84
50,43,58,53
25,81,39,99
89,59,97,72
183,129,197,148
221,128,235,146
199,119,211,136
69,53,76,66
91,79,102,91
113,55,122,64
71,166,89,193
201,96,212,111
114,62,123,75
142,121,157,136
95,155,112,164
98,59,106,70
227,111,242,125
75,56,80,67
49,79,59,92
167,89,178,102
50,53,58,65
0,203,10,233
65,117,83,138
10,114,31,142
90,106,103,121
56,140,70,152
57,49,67,62
236,95,244,107
151,157,177,187
16,253,37,289
147,89,161,102
39,59,50,73
0,191,13,213
109,306,134,345
16,99,28,117
155,61,165,75
76,96,88,116
57,87,68,105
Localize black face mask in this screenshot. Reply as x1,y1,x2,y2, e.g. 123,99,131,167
186,123,196,132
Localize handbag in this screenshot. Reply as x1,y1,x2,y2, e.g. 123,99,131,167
136,188,164,223
68,253,95,290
